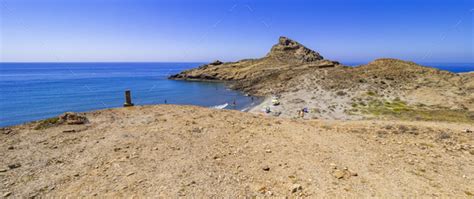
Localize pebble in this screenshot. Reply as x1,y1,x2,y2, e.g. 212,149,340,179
3,192,12,197
7,146,14,150
333,170,345,179
8,163,21,169
265,149,272,153
0,169,7,172
350,171,358,176
291,184,303,193
262,166,270,171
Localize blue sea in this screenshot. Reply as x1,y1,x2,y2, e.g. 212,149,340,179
0,62,473,127
0,63,260,127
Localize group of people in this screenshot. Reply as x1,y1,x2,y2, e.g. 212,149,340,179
296,107,308,118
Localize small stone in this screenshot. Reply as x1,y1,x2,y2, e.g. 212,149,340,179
0,169,7,172
350,171,358,176
7,146,14,150
291,184,303,193
329,163,337,169
8,163,21,169
187,180,196,186
3,192,12,197
62,129,76,133
462,129,472,133
262,166,270,171
333,170,345,179
1,128,12,135
127,172,135,176
265,149,272,153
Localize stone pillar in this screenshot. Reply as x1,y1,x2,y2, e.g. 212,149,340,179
123,90,134,107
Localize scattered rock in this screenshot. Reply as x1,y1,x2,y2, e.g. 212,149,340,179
63,129,76,133
3,192,12,197
262,166,270,171
333,170,345,179
289,98,306,104
0,168,7,172
7,146,14,150
8,163,21,169
336,91,347,96
291,184,303,193
59,112,89,125
272,111,282,117
1,128,13,135
191,127,203,133
209,60,223,66
186,180,196,186
350,171,358,176
462,129,472,133
265,149,272,153
332,168,358,179
437,132,451,140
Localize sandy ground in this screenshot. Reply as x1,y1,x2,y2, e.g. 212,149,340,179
1,105,473,198
249,88,358,120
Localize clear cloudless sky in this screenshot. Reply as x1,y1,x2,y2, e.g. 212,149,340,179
0,0,472,63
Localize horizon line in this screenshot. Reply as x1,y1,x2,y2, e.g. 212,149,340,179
1,61,473,65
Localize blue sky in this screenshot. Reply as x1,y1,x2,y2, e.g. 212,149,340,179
0,0,472,63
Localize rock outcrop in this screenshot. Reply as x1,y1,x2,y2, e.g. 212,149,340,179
170,36,474,121
169,36,341,84
266,36,324,63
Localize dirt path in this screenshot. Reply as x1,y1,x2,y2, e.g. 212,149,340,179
1,105,473,197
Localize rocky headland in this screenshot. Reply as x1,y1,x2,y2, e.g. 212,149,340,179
170,36,474,122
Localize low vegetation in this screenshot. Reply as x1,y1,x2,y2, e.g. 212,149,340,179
34,117,60,130
351,98,474,123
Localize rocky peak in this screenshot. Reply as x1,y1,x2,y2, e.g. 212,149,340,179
209,60,223,66
266,36,324,63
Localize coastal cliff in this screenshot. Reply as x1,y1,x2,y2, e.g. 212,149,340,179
170,37,474,121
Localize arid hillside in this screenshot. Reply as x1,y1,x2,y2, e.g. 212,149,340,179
1,105,473,197
170,37,474,122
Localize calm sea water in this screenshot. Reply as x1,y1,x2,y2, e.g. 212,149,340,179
0,62,472,127
0,63,260,127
